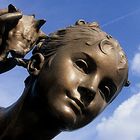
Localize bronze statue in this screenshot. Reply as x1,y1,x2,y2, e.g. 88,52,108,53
0,4,129,140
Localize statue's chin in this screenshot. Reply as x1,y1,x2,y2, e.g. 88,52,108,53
46,102,79,131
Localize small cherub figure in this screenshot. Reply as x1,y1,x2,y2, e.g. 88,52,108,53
0,4,47,73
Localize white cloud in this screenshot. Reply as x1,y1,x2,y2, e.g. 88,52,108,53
95,93,140,140
131,53,140,75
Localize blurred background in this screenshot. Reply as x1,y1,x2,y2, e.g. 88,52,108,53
0,1,140,140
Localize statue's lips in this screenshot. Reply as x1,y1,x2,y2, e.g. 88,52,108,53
66,90,85,115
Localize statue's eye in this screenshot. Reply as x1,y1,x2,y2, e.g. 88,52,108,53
99,79,117,103
99,85,111,102
75,59,89,74
72,52,97,74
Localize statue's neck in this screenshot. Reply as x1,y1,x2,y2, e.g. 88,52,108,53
0,78,61,140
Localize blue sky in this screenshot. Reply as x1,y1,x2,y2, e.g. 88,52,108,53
0,0,140,140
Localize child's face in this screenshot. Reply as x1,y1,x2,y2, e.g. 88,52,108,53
36,38,128,130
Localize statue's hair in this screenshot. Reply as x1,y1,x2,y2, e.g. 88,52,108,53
29,20,130,87
33,20,109,59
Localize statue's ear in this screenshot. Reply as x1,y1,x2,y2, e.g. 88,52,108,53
27,53,45,76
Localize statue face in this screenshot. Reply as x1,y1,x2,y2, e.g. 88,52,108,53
36,40,127,130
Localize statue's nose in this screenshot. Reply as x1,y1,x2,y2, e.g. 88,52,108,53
77,86,96,106
78,74,100,106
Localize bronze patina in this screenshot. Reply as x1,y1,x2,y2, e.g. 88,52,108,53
0,4,129,140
